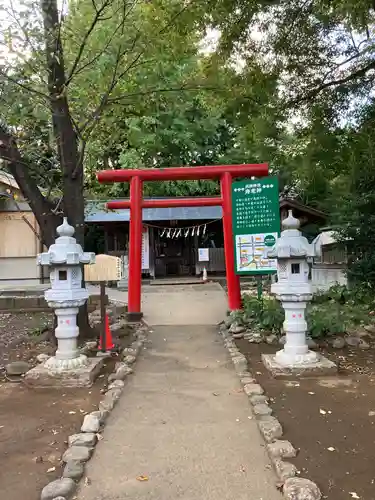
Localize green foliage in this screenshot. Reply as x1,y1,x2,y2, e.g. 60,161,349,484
242,285,374,339
242,295,284,334
307,304,346,339
331,104,375,289
4,0,375,298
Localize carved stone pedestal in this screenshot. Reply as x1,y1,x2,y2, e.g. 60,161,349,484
262,352,337,379
25,357,105,388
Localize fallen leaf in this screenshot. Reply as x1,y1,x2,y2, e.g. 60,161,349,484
136,475,149,482
349,493,360,499
47,467,56,473
47,454,58,463
319,409,327,415
327,447,336,452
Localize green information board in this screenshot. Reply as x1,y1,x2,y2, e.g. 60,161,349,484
232,176,280,275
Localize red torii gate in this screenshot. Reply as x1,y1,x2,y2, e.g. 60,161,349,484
97,163,268,320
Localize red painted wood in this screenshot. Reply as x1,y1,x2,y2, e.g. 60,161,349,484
99,162,269,315
97,163,268,182
107,197,223,209
128,176,143,315
221,172,242,311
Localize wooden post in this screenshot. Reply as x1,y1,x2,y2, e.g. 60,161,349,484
100,281,106,353
128,176,143,320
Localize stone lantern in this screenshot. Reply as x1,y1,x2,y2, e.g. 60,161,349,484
262,210,336,377
26,218,99,386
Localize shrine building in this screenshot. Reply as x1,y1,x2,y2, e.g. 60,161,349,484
84,197,326,280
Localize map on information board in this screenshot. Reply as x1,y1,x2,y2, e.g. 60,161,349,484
232,177,280,275
235,233,278,273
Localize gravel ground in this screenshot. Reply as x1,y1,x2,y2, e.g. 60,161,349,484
0,307,134,500
0,311,54,371
236,337,375,500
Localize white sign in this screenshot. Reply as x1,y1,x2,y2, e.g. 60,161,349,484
142,227,150,270
84,254,122,282
198,248,209,262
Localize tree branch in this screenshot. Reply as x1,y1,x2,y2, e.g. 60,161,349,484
0,123,57,246
320,49,371,84
0,69,49,100
66,0,112,82
71,0,199,146
5,0,46,79
65,12,126,85
291,59,375,104
107,85,221,103
79,31,142,135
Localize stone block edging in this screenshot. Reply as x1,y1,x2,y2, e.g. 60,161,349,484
39,323,149,500
218,324,322,500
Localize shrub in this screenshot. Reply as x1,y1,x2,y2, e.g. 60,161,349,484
241,285,374,339
242,295,284,334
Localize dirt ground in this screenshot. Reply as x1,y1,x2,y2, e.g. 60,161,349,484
0,311,133,500
236,338,375,500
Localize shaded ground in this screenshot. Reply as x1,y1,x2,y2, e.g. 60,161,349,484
236,338,375,500
0,311,54,370
0,311,133,500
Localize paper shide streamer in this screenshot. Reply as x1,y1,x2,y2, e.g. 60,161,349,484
150,220,217,239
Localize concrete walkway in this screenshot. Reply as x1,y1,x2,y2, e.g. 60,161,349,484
77,322,280,500
99,282,228,326
142,282,228,325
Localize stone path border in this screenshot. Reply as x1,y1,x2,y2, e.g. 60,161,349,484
218,323,322,500
39,323,149,500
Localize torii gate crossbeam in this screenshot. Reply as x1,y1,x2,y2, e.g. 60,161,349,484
98,163,268,320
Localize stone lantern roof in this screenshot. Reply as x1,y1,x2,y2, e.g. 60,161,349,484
268,210,314,259
37,218,95,266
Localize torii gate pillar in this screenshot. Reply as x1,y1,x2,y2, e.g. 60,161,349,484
98,163,269,320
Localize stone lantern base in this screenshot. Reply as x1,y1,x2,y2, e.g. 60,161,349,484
262,352,337,379
24,356,105,388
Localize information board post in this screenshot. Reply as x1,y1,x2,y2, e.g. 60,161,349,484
84,254,122,352
232,177,280,277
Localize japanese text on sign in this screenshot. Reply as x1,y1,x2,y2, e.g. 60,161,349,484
232,177,280,275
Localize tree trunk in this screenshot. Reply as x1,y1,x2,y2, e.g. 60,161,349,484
40,0,93,338
0,127,58,247
40,0,85,244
